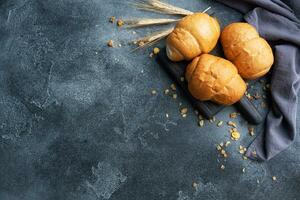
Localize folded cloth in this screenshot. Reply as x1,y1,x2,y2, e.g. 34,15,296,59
216,0,300,161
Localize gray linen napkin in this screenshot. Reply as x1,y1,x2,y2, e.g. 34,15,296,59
216,0,300,161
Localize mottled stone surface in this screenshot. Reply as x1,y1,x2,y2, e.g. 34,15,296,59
0,0,300,200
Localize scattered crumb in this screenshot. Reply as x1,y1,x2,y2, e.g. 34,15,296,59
192,182,198,188
149,52,154,58
239,146,246,154
153,47,160,55
230,112,238,118
257,179,260,184
216,145,222,151
217,121,223,127
118,43,122,47
180,108,188,115
225,141,231,147
107,40,114,47
109,16,116,23
151,90,157,95
166,113,169,118
209,116,216,123
170,83,176,91
198,120,204,127
227,121,237,128
117,19,124,27
220,165,225,170
198,115,203,120
242,168,246,173
248,127,255,136
180,107,187,118
180,77,185,82
164,89,170,95
132,31,136,34
172,94,177,99
252,151,257,157
243,156,248,160
272,176,277,181
231,131,240,141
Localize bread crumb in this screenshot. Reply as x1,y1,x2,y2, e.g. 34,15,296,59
217,121,223,127
272,176,277,181
192,182,198,188
180,108,188,115
227,121,237,128
117,19,124,27
248,127,255,136
170,84,176,91
180,77,185,82
151,90,157,95
172,94,177,99
220,165,225,170
231,131,240,140
225,141,231,147
107,40,114,47
153,47,160,54
198,120,204,127
109,16,115,23
230,112,238,118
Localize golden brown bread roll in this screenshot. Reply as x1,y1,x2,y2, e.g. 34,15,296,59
221,23,274,79
185,54,247,105
166,13,220,62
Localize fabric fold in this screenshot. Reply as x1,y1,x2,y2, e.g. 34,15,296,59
217,0,300,161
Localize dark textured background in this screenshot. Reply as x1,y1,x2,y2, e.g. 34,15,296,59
1,0,300,199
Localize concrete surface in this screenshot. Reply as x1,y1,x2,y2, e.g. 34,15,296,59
0,0,300,199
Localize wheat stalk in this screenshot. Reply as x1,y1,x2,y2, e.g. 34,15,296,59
132,27,174,52
124,18,180,28
131,0,194,16
132,6,211,50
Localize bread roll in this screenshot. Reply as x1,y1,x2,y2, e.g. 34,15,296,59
185,54,246,105
166,13,220,62
221,23,274,79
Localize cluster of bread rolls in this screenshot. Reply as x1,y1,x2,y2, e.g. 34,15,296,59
166,13,274,105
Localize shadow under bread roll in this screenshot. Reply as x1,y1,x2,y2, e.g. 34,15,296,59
166,13,220,62
221,23,274,80
185,54,247,105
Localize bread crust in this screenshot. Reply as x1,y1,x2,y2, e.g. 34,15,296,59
186,54,247,105
166,13,220,62
221,23,274,79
